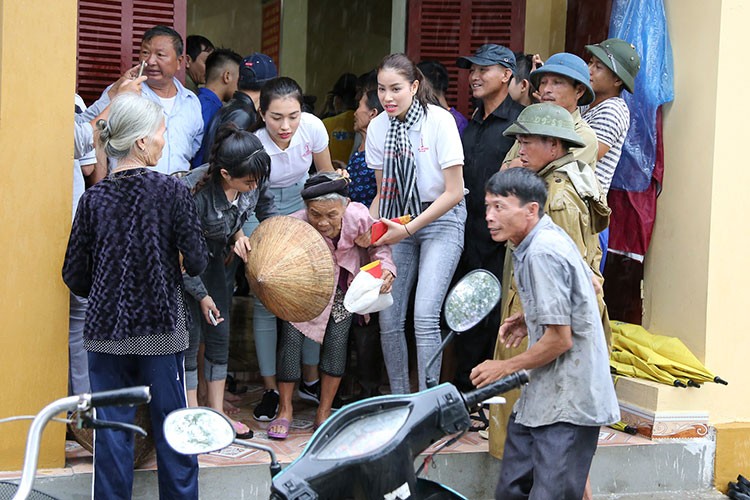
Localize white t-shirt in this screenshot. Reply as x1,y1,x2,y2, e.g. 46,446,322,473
365,104,464,202
581,97,630,195
159,95,177,116
255,112,329,188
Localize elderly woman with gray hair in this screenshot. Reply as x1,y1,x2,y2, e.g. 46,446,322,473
63,93,207,499
267,172,396,439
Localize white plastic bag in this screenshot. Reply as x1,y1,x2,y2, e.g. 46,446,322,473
343,271,393,314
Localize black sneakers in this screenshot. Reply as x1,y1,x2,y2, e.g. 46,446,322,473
298,380,321,404
298,380,345,410
253,390,279,422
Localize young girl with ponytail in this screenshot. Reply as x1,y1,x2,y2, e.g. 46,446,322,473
366,53,466,394
182,123,277,438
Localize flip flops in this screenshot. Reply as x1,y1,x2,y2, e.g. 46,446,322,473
231,419,253,440
267,417,290,440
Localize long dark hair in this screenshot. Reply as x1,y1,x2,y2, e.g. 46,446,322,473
377,53,439,111
194,123,271,193
250,77,305,133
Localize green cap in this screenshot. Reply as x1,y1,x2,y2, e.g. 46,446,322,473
585,38,641,93
503,103,585,147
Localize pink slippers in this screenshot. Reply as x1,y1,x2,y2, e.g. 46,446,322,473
267,417,290,439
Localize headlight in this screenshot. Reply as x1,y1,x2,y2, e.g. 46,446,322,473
316,406,411,460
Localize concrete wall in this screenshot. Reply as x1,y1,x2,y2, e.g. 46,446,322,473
644,0,750,424
523,0,567,58
0,0,76,469
187,0,263,59
281,0,309,89
305,0,391,111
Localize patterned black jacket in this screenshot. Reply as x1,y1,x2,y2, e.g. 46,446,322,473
62,169,208,342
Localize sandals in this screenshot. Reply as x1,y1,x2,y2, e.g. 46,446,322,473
267,417,290,440
231,419,254,440
469,407,489,433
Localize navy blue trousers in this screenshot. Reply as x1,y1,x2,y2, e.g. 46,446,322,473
88,351,199,500
495,413,599,500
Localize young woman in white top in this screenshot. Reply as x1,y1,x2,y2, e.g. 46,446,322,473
248,77,335,420
366,53,466,393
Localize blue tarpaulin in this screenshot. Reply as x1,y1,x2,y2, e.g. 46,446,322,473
609,0,674,192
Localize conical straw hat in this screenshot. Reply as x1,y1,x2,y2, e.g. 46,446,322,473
246,216,335,322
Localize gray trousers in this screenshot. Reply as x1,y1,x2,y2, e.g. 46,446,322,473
495,413,599,500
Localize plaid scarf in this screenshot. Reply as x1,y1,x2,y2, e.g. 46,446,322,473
380,100,424,219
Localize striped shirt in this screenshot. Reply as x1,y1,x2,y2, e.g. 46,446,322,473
581,97,630,194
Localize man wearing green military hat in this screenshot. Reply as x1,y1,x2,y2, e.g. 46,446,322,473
481,103,614,471
582,38,641,195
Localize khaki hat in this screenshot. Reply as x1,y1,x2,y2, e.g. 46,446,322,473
246,216,335,322
503,103,585,147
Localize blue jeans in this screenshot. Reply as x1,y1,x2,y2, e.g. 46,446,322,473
243,177,320,377
379,201,466,393
88,351,198,500
68,292,90,395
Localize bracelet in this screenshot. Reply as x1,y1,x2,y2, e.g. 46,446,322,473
404,223,413,236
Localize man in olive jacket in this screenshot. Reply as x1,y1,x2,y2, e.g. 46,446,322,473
489,103,612,459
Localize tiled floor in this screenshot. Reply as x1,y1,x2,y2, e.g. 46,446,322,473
0,294,653,481
0,377,650,483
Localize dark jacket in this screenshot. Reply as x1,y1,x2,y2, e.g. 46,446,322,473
62,168,208,341
180,165,278,300
196,91,258,168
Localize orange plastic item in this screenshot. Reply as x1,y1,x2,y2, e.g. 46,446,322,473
360,260,382,279
371,214,413,244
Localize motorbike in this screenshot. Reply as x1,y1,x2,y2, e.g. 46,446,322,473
164,269,530,499
0,386,151,500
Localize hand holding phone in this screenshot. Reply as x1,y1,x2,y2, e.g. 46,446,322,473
137,60,147,78
208,310,219,326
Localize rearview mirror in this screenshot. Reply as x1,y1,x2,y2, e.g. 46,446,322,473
163,407,235,455
444,270,501,333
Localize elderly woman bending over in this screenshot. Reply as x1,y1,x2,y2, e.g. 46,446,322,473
267,172,396,439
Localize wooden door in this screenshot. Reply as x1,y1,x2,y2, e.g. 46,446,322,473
77,0,187,105
406,0,526,116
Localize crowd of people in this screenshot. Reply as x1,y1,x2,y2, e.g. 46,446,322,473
66,23,640,500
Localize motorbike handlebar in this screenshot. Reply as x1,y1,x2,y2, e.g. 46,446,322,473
89,386,151,408
462,370,530,409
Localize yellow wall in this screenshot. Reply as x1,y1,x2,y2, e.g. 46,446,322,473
305,0,392,109
187,0,263,57
280,0,308,90
645,0,750,424
523,0,567,58
0,0,76,469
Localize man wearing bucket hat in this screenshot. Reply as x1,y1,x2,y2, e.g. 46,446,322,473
449,44,524,393
502,52,599,171
582,38,641,195
485,103,612,469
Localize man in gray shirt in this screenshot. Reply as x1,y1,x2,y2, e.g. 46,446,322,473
471,167,619,500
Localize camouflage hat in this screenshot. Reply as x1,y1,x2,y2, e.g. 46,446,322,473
503,103,585,147
585,38,641,93
530,53,595,106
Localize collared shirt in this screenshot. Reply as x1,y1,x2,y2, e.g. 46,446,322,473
511,214,620,428
366,104,464,202
78,79,203,175
198,91,258,169
193,87,224,166
256,112,329,189
461,96,523,267
197,87,223,130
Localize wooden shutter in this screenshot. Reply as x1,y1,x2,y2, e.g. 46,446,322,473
76,0,186,105
261,0,282,69
407,0,526,116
